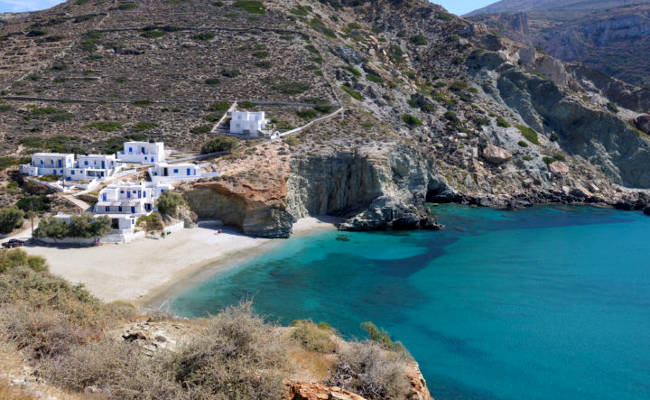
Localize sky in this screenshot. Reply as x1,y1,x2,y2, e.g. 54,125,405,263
0,0,496,16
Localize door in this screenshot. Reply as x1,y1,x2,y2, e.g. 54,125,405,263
101,161,105,169
163,167,168,176
187,168,191,176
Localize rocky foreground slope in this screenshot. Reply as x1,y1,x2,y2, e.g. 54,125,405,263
1,0,649,237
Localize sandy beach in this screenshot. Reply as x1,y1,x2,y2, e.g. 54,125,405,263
23,217,336,307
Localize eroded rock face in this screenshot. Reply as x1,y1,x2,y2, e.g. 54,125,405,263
184,143,451,237
184,180,294,238
288,144,451,232
481,144,512,164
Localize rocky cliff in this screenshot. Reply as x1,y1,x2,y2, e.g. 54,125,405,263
468,0,650,87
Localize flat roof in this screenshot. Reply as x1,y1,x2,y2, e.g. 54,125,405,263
32,152,74,157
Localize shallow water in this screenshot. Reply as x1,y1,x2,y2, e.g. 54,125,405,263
171,205,650,400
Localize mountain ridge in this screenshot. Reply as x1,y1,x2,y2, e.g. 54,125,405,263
0,0,648,236
466,0,650,87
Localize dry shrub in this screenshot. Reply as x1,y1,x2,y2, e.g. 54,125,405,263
327,341,410,400
41,340,184,400
291,319,336,353
41,302,290,400
0,307,90,360
171,302,290,400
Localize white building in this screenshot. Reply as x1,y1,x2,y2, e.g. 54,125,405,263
230,111,267,137
94,181,171,216
116,141,165,165
20,153,74,177
148,162,201,183
93,180,173,240
65,154,121,181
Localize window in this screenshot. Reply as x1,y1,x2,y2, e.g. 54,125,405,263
71,170,75,175
118,206,122,212
131,207,135,214
105,206,110,212
144,156,148,160
120,190,124,194
85,161,88,166
173,169,179,174
129,147,133,153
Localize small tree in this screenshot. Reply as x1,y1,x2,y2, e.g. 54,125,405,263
156,191,185,217
0,207,24,234
200,136,238,154
144,212,163,233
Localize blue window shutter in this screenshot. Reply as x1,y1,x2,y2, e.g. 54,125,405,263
105,206,110,212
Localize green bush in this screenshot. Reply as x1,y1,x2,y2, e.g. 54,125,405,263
192,32,215,41
156,191,186,217
343,65,361,76
208,102,230,112
204,77,220,85
0,207,24,234
0,156,19,170
233,1,266,14
34,214,111,239
191,125,212,134
255,60,271,69
131,100,152,107
366,72,384,83
201,136,238,154
291,319,335,353
314,104,333,113
341,85,362,101
550,132,559,142
401,114,422,127
141,30,165,39
444,111,460,125
15,195,51,213
449,81,469,92
409,34,427,45
516,124,539,144
137,212,163,233
496,116,510,128
518,140,529,147
296,109,318,119
543,156,554,165
83,121,123,132
606,102,619,113
118,3,138,10
133,121,158,132
221,68,240,78
308,17,336,38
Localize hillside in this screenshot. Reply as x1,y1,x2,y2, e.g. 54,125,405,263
467,0,650,87
0,0,649,238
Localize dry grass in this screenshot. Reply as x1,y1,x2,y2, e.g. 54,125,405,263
0,381,35,400
291,319,336,353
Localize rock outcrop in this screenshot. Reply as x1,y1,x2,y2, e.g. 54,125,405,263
481,144,512,164
549,161,569,175
286,382,367,400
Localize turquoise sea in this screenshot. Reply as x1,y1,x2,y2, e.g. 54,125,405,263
170,205,650,400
